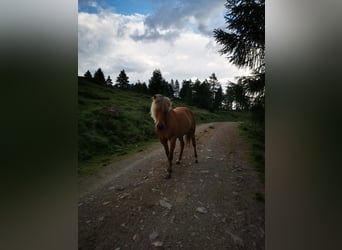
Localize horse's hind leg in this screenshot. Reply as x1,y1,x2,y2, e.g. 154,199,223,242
191,133,198,163
176,136,184,164
165,137,176,179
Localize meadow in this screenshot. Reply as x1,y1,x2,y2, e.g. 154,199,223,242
78,77,254,175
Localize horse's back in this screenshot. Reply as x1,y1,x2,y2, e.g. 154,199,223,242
172,107,195,135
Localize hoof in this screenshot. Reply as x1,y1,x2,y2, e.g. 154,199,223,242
176,160,180,165
164,173,171,179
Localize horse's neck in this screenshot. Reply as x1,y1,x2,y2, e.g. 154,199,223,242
165,110,178,133
165,109,174,124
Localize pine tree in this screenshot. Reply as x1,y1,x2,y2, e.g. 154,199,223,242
214,0,265,119
199,80,212,110
214,85,224,110
84,70,92,80
208,73,221,110
174,80,180,98
115,70,130,89
148,69,166,96
93,68,106,84
208,73,220,93
227,81,249,111
167,83,174,98
170,79,174,88
225,82,235,110
179,80,193,105
213,0,265,71
106,75,113,86
140,82,148,94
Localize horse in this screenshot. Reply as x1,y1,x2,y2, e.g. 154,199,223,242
150,94,198,179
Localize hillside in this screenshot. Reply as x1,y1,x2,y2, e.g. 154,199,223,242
78,77,250,174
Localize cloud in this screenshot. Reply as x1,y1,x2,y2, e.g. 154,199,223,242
78,8,249,86
138,0,226,39
130,27,180,42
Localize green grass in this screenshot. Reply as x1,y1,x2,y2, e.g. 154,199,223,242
239,121,265,203
78,77,250,175
239,121,265,185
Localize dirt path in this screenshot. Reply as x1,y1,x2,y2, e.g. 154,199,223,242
78,122,264,250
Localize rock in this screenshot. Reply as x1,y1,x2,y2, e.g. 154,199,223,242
102,201,110,205
151,241,163,247
229,232,244,246
133,234,137,241
200,170,209,173
196,207,208,214
98,216,104,221
115,186,125,191
162,209,170,217
118,193,129,199
213,213,222,218
108,186,115,190
159,200,172,209
149,231,159,240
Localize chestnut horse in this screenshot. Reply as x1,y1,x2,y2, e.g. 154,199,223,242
150,94,198,178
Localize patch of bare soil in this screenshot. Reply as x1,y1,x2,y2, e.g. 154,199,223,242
79,122,264,250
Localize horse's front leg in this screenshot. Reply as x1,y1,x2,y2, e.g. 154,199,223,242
165,137,177,179
160,138,169,158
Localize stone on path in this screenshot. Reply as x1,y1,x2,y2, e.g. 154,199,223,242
229,232,244,246
151,241,163,247
149,231,159,240
196,207,208,214
159,200,172,210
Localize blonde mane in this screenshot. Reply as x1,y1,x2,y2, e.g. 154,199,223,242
150,94,172,122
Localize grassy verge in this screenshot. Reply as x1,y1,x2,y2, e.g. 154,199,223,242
239,121,265,184
78,78,155,175
239,121,265,203
79,139,158,175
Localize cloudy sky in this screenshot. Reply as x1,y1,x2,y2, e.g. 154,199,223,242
78,0,249,86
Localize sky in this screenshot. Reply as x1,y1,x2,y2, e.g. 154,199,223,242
78,0,250,87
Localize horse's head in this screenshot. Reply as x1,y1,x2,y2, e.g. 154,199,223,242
150,94,172,131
